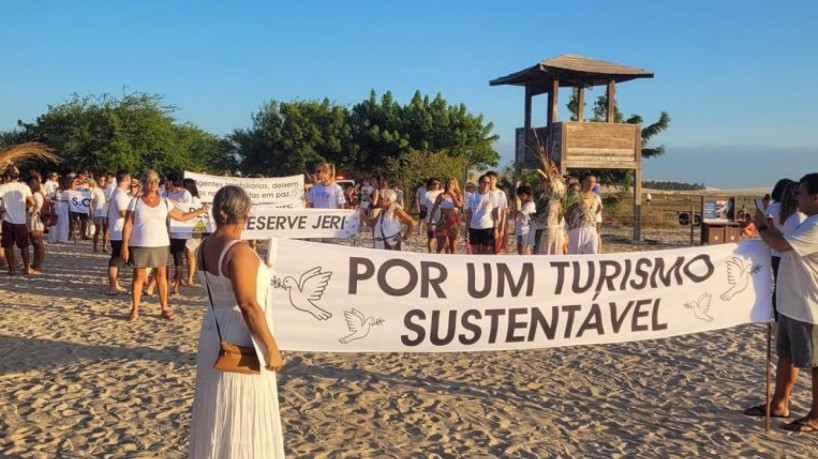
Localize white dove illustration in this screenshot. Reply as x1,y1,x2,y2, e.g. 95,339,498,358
720,257,751,301
282,267,333,320
684,292,714,322
339,309,383,344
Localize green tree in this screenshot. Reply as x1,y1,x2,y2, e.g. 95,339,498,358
231,99,357,177
350,90,500,173
384,149,467,195
9,92,224,175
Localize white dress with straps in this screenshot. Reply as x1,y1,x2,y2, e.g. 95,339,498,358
188,239,285,458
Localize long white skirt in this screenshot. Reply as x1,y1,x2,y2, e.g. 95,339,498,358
188,306,285,459
48,201,70,243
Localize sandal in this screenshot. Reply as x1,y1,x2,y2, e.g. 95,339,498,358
743,404,789,418
783,418,818,432
161,309,174,320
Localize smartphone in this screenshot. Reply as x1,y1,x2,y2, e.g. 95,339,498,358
754,197,765,212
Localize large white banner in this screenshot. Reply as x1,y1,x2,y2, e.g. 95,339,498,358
170,207,360,239
184,171,304,204
265,239,773,352
67,190,92,214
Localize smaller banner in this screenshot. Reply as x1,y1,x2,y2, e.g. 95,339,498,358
67,190,92,214
184,171,304,204
170,207,360,240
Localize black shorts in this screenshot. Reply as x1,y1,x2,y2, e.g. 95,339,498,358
1,221,29,249
170,238,188,266
69,211,88,221
419,208,427,220
469,227,495,247
109,240,127,268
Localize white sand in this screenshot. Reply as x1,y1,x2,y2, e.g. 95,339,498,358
2,229,818,458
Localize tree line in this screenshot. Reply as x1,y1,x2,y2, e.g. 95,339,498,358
0,90,500,185
642,180,705,191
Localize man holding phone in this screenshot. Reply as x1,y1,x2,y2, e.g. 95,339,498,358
745,173,818,432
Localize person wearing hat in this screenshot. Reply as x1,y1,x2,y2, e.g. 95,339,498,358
0,166,35,275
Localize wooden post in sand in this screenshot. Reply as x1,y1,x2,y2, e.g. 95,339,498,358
765,322,772,432
689,204,695,246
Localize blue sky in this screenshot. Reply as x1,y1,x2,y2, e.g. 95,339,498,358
2,1,817,187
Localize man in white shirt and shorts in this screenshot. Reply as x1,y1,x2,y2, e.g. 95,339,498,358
0,166,35,275
745,172,818,432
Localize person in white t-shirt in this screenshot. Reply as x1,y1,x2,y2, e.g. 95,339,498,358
0,166,35,275
465,175,499,254
745,173,818,432
106,171,132,295
89,178,109,253
423,178,443,253
307,163,346,210
515,185,536,255
486,171,509,254
414,182,427,236
165,171,196,296
44,172,60,199
360,179,375,214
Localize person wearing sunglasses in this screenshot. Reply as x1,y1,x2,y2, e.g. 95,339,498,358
465,175,499,254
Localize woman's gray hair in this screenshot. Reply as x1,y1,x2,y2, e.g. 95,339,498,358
143,169,160,182
213,185,252,226
380,188,402,220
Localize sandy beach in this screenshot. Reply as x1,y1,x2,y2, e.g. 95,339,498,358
2,226,818,458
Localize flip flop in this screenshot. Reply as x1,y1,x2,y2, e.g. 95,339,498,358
783,418,818,432
743,404,790,418
161,309,174,320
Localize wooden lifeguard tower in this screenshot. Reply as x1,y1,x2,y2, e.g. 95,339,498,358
490,54,654,241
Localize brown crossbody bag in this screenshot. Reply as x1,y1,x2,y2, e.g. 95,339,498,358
201,238,261,375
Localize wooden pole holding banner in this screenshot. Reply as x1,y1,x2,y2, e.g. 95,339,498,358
765,322,772,432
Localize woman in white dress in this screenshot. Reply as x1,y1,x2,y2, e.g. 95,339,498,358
359,188,414,250
49,176,71,243
189,185,285,458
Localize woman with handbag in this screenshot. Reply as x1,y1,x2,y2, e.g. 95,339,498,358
189,185,285,458
121,170,210,321
359,188,414,250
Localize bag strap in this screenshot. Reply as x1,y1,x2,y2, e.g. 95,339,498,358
200,237,224,343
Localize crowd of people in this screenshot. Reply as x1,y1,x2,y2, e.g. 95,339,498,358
0,167,210,320
305,162,605,256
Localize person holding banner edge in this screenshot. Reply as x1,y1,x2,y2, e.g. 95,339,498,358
121,170,210,321
745,172,818,432
189,185,284,458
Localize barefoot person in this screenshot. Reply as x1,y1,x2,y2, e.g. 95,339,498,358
0,166,35,275
89,177,109,253
189,185,284,457
121,170,209,321
26,176,46,273
745,173,818,432
106,170,132,295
